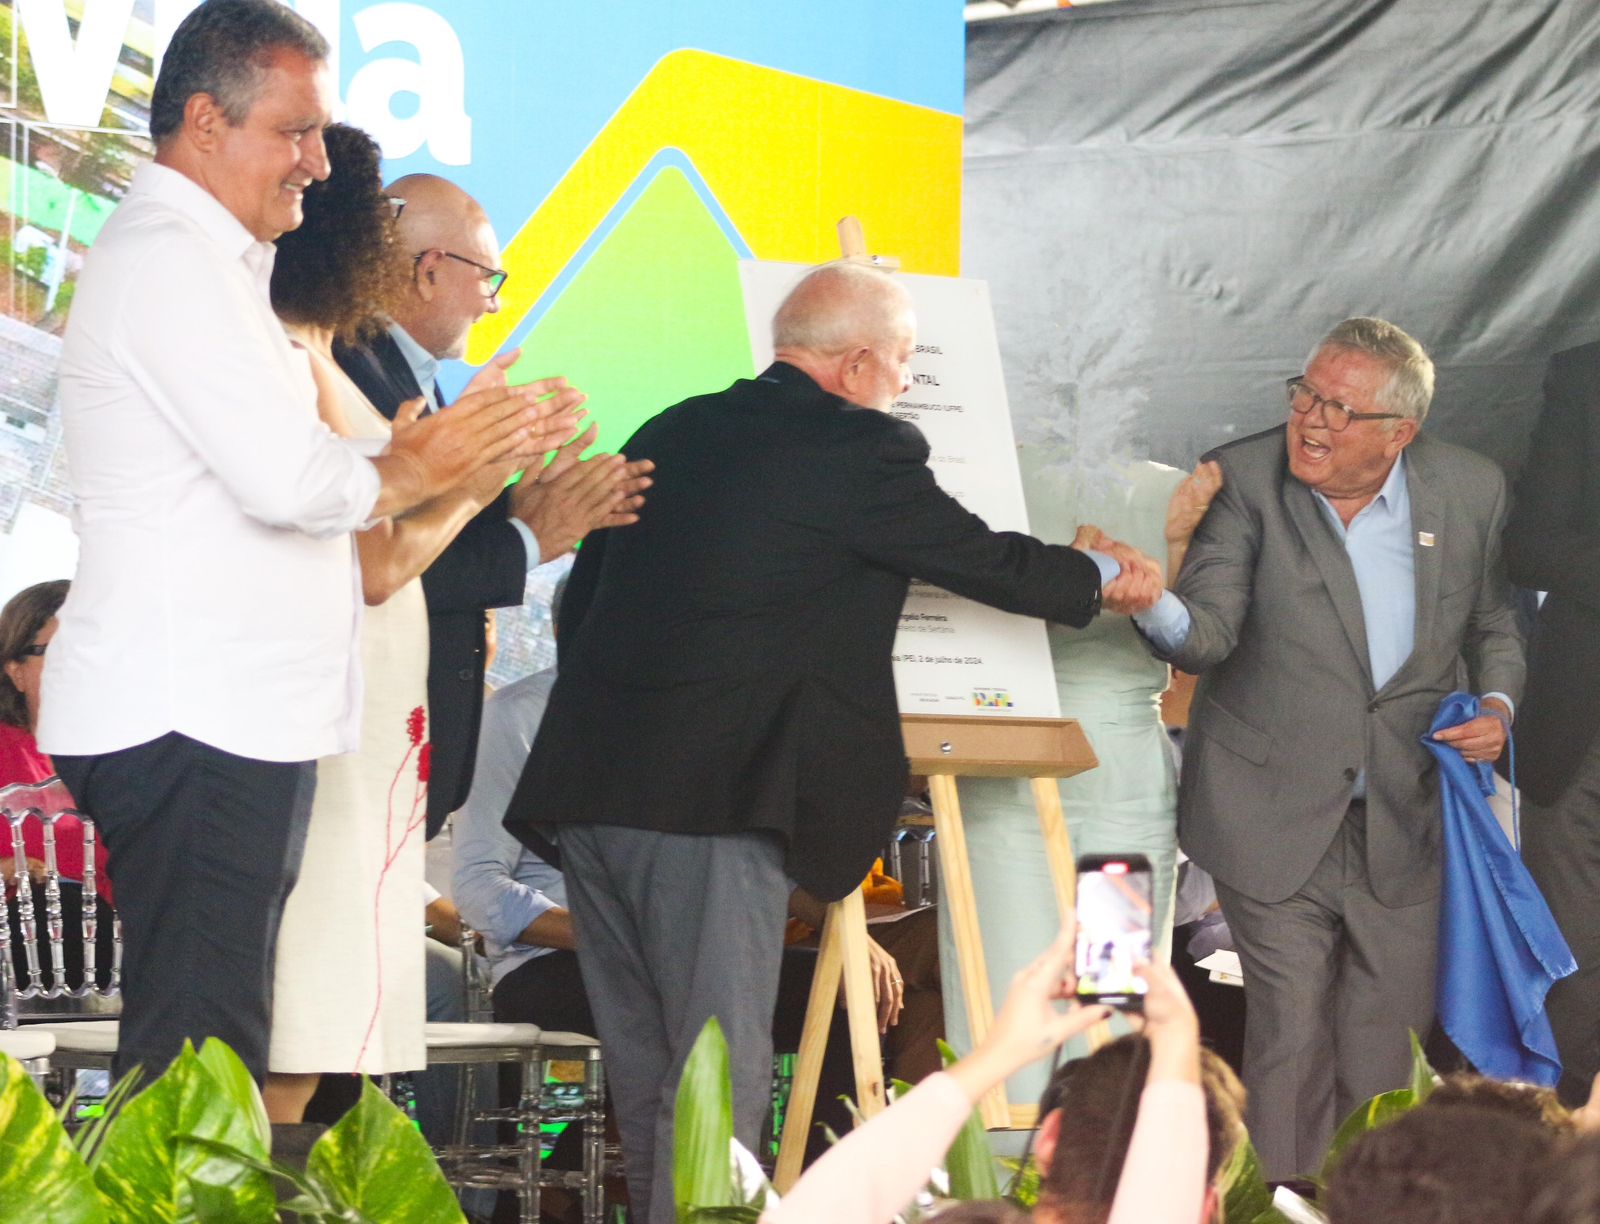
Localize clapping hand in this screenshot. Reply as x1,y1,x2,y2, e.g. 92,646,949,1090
1165,460,1223,547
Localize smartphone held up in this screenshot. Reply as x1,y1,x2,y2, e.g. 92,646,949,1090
1074,853,1154,1009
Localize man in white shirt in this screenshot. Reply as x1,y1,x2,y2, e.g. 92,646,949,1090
38,0,576,1085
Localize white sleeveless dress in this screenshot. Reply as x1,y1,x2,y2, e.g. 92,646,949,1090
268,339,430,1075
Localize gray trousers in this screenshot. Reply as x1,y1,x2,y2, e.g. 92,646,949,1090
1522,745,1600,1105
558,825,788,1224
1215,802,1438,1180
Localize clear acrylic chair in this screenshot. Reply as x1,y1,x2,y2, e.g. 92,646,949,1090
0,777,121,1031
413,924,610,1224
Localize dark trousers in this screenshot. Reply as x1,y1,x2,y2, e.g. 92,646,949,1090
558,825,789,1224
1216,801,1438,1181
1523,744,1600,1105
53,733,316,1084
492,948,596,1036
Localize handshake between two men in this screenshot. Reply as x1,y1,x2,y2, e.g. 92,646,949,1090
1074,525,1166,616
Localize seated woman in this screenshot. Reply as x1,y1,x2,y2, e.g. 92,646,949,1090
0,579,114,993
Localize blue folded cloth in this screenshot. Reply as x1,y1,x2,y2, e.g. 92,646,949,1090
1426,692,1575,1085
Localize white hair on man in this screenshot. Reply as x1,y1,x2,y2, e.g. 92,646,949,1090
772,261,913,355
1310,316,1436,423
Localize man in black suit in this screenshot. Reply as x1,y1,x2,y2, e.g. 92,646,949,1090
504,262,1162,1221
336,174,649,835
1505,341,1600,1104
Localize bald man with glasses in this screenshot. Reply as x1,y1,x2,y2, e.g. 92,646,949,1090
337,174,651,836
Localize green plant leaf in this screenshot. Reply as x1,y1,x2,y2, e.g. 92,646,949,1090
1408,1030,1437,1103
0,1052,108,1223
682,1209,762,1223
304,1078,464,1223
675,1018,738,1217
936,1039,999,1201
1220,1137,1273,1224
93,1040,276,1223
1317,1088,1418,1186
998,1155,1040,1208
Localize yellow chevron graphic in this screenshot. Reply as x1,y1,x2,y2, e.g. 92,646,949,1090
468,48,962,363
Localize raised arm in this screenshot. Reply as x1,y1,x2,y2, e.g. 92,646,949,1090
847,419,1104,628
761,922,1111,1224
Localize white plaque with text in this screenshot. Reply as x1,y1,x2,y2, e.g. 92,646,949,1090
738,260,1061,718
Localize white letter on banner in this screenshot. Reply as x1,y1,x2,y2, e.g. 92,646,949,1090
346,4,471,166
15,0,137,127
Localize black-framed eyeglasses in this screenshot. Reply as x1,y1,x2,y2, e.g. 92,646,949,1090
414,249,508,298
387,196,406,220
17,643,45,658
1286,377,1403,433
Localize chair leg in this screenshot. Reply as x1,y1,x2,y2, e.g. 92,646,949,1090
517,1053,545,1224
582,1057,607,1224
454,1062,475,1147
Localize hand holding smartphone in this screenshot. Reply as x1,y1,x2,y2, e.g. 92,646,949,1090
1074,852,1155,1009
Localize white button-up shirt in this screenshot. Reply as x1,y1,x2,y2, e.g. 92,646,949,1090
39,163,381,762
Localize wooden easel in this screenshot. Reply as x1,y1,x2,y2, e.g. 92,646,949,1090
774,714,1098,1188
772,219,1100,1190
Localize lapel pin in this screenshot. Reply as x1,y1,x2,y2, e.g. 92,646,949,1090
1418,531,1435,547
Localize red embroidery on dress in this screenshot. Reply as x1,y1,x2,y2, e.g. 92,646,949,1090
354,705,429,1070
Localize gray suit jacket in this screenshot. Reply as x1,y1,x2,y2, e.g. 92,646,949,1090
1159,425,1524,907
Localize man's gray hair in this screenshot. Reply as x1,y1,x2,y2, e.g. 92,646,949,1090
771,261,911,354
1309,317,1435,424
150,0,329,144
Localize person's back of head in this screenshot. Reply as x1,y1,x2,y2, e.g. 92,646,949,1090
1421,1071,1574,1132
1323,1103,1556,1224
1032,1035,1245,1224
768,261,915,410
1525,1130,1600,1224
271,123,407,340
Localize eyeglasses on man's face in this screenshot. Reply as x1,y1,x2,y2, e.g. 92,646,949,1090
1285,377,1403,433
387,197,406,220
414,249,508,298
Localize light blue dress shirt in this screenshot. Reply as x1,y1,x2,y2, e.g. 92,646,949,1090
450,666,567,986
387,322,541,568
1134,455,1510,785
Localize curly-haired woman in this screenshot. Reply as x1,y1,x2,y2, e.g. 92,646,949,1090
261,123,520,1123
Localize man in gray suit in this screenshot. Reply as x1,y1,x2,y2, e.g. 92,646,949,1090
1133,317,1524,1178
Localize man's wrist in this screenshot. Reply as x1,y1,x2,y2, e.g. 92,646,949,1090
506,515,542,570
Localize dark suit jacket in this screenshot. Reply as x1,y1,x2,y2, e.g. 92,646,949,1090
1155,426,1524,907
1504,341,1600,806
334,329,527,836
505,363,1103,900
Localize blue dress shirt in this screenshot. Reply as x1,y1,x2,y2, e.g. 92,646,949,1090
1134,455,1510,786
450,666,568,985
387,321,542,569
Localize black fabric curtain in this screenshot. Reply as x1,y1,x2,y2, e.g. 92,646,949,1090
964,0,1600,474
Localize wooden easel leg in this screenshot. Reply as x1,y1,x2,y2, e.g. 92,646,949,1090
1030,775,1077,922
835,889,887,1117
773,888,885,1190
928,772,1010,1129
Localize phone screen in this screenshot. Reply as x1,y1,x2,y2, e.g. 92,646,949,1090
1075,855,1154,1004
